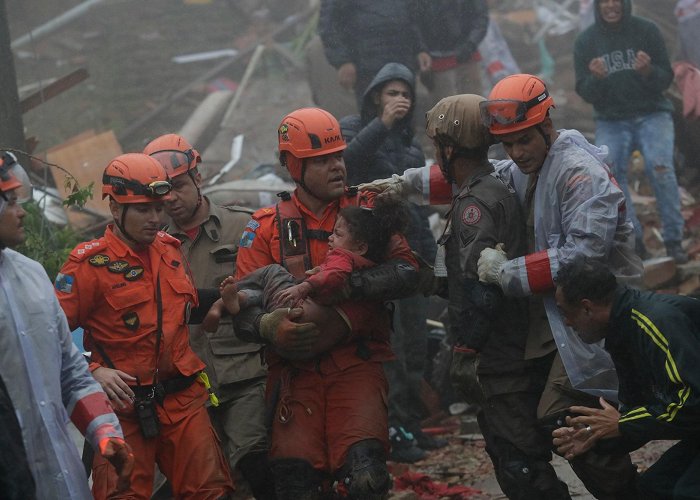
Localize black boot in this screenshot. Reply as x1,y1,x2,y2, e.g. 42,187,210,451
665,240,689,264
238,451,277,500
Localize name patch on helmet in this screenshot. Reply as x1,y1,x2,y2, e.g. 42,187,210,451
462,204,482,225
324,135,342,145
55,273,75,293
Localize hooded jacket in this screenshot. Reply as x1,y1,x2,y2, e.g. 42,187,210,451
573,0,674,120
340,63,436,261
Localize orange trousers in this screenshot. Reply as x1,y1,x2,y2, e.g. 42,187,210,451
268,359,389,474
91,381,234,499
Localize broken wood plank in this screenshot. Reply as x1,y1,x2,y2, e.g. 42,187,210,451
20,68,89,113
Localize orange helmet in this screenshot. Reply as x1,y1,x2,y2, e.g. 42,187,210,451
102,153,172,204
143,133,201,179
479,74,555,135
0,152,32,203
277,107,346,182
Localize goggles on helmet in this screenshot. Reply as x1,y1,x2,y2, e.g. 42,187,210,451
148,149,198,177
103,174,172,198
479,90,550,128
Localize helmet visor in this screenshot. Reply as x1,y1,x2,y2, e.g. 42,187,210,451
149,149,197,177
145,180,172,197
479,90,550,128
0,154,33,204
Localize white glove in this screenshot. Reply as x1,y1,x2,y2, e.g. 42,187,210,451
477,243,507,285
355,174,405,198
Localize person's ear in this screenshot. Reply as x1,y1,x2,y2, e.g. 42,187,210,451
357,241,369,256
581,298,594,316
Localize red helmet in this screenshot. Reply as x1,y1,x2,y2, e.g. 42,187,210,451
0,152,32,203
277,107,346,181
479,74,555,135
102,153,172,204
143,133,201,179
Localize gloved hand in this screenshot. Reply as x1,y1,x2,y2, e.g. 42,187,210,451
99,437,134,493
356,174,406,199
477,243,507,286
259,307,320,357
450,346,484,406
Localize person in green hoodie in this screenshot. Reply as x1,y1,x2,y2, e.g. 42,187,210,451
574,0,688,264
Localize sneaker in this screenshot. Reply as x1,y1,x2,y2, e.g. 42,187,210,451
665,240,689,264
388,426,427,463
412,429,448,450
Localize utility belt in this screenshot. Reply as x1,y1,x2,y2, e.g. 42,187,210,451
130,372,199,401
130,372,199,440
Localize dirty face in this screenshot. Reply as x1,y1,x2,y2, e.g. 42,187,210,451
598,0,624,25
328,215,366,255
302,152,347,201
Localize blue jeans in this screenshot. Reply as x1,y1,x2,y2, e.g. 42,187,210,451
595,111,684,243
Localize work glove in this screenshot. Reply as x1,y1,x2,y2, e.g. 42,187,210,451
356,174,406,199
477,243,507,286
450,346,484,406
99,437,134,493
258,307,320,359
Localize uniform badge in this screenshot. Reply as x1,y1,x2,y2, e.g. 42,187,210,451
89,254,110,267
124,266,145,281
461,204,482,225
239,231,255,248
108,260,130,273
55,273,74,293
122,312,140,330
245,219,260,232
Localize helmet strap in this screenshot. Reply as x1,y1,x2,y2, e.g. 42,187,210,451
437,141,456,184
115,204,139,245
535,125,551,152
188,171,202,219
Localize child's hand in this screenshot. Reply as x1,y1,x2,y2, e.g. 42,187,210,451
274,282,312,308
202,299,224,332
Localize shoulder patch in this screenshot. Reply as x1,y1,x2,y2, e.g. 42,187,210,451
55,273,75,293
239,231,256,248
245,219,260,232
69,239,105,262
461,204,482,226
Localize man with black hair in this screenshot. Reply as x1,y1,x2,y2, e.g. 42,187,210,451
554,258,700,499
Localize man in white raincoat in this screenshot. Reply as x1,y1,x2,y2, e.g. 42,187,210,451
0,151,133,498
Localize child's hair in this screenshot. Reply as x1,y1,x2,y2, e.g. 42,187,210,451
338,197,410,263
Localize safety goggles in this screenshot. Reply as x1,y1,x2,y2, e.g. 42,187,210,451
479,90,550,127
148,149,198,176
103,174,173,198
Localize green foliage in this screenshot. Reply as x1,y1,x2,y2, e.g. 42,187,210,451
17,201,84,281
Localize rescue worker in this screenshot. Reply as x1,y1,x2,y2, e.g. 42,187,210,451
340,62,440,462
144,134,274,499
360,74,644,499
233,107,420,499
0,151,133,499
426,94,571,498
553,258,700,499
56,153,234,499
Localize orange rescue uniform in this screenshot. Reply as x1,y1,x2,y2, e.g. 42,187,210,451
57,226,233,499
235,190,417,474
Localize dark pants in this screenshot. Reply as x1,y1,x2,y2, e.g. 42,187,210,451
639,440,700,499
